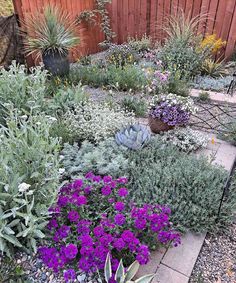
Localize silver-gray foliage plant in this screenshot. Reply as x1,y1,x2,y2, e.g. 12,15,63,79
62,138,128,178
115,123,151,150
0,110,61,256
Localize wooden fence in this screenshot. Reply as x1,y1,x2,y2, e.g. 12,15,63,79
13,0,236,62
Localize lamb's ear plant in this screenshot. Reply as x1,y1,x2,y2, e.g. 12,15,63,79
0,110,61,256
104,253,155,283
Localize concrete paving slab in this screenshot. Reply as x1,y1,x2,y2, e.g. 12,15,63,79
161,232,206,277
153,264,189,283
212,143,236,171
136,248,166,277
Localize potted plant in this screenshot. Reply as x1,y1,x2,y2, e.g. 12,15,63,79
148,93,197,133
25,6,80,76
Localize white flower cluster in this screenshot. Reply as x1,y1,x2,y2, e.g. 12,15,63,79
65,100,135,143
150,93,198,114
161,127,209,152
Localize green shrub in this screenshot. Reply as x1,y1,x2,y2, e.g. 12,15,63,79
125,138,230,232
167,71,190,97
160,11,210,80
198,91,210,102
127,34,152,53
107,65,147,91
106,43,140,67
70,64,109,88
70,64,147,92
218,120,236,145
62,138,128,177
0,111,61,256
64,100,134,143
121,96,147,117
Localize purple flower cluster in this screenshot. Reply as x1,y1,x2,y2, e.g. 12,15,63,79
150,101,190,126
39,173,180,282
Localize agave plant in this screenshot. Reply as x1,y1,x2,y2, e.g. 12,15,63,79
104,254,155,283
115,124,151,150
24,5,80,58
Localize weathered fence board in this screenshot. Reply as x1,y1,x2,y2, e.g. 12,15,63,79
12,0,236,63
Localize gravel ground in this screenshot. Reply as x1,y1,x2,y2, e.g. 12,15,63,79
0,252,101,283
190,222,236,283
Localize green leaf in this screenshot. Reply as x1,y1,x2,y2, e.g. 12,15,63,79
124,261,140,281
2,234,22,248
135,274,155,283
104,253,112,282
115,259,125,283
34,229,45,238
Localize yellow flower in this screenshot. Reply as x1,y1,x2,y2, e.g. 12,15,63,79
211,137,215,145
200,34,226,54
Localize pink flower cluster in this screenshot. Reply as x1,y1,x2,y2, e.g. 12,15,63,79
39,173,180,282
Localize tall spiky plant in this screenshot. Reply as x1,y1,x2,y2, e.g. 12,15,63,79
163,9,207,44
24,5,80,59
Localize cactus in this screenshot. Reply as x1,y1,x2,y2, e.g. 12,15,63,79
104,253,155,283
115,124,151,150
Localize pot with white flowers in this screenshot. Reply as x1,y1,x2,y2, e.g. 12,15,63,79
148,94,197,134
25,6,80,76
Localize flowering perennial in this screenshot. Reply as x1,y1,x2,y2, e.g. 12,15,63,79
149,94,197,126
39,173,180,282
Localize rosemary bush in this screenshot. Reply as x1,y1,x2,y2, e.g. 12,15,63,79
125,138,231,232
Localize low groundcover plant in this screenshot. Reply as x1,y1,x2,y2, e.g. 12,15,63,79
39,173,180,282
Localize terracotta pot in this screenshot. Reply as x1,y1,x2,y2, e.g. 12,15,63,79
148,116,174,134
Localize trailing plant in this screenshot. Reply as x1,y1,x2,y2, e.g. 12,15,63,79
149,94,197,127
192,75,233,92
104,253,155,283
64,100,134,143
121,96,147,117
125,138,231,232
38,173,180,281
77,0,115,46
115,124,151,150
62,138,129,178
0,111,61,256
160,127,209,152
